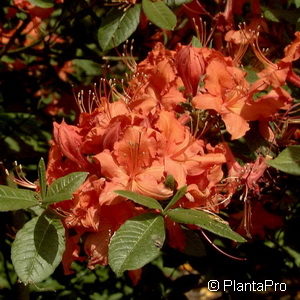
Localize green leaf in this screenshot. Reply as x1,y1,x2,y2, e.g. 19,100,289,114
268,145,300,175
163,186,187,212
98,5,141,51
261,6,300,23
114,190,163,211
4,137,20,152
142,0,177,30
11,213,65,284
109,213,165,276
72,59,102,84
263,9,280,22
296,0,300,8
28,0,54,8
165,0,193,7
38,158,47,201
191,36,202,48
166,208,246,242
44,172,88,204
0,186,39,211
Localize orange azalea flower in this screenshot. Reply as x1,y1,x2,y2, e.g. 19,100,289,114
192,57,251,139
181,143,228,211
47,142,81,184
240,87,292,121
46,30,300,272
94,126,173,204
156,110,201,187
251,31,300,90
155,110,226,188
48,100,131,181
229,156,268,195
83,201,142,268
62,201,142,271
80,100,132,153
64,175,105,231
283,31,300,87
62,231,84,275
282,31,300,63
53,121,89,169
224,18,267,65
136,43,177,94
127,43,186,113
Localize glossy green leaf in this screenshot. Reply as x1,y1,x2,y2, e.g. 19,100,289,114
98,5,141,51
268,145,300,175
28,0,54,8
114,190,163,210
262,6,299,23
263,9,280,22
109,213,165,276
44,172,88,204
191,36,202,48
165,0,193,7
142,0,177,30
11,213,65,284
163,186,187,212
38,158,47,201
0,186,39,211
166,208,246,242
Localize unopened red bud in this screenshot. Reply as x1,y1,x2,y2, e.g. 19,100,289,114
175,45,205,96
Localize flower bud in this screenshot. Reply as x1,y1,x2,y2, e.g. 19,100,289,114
175,45,205,96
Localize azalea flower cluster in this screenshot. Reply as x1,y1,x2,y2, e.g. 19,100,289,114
47,31,300,273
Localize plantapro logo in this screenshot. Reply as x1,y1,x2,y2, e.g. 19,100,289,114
208,279,287,292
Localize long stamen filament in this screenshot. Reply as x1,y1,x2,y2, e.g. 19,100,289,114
252,33,278,69
200,229,247,261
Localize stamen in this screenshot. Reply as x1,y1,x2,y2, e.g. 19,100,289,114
233,24,251,65
251,32,278,69
198,119,209,138
192,18,200,42
277,103,300,126
193,111,200,138
206,25,215,47
74,82,113,114
226,23,256,65
120,78,131,103
126,72,149,104
8,162,37,189
122,40,137,72
93,83,101,107
104,0,133,11
200,229,247,261
240,186,252,239
192,17,215,47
